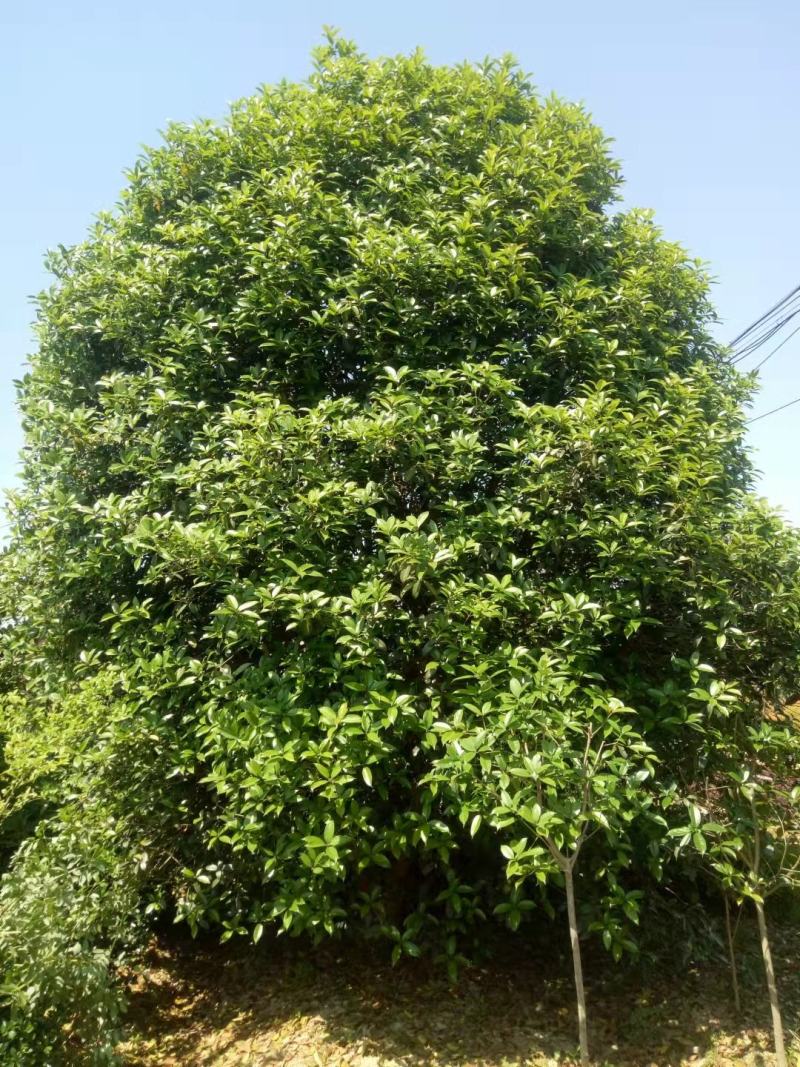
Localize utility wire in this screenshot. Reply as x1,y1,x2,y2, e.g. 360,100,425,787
748,394,800,424
731,301,795,354
734,320,800,365
731,306,800,364
728,282,800,360
751,321,800,372
731,283,800,421
729,282,800,347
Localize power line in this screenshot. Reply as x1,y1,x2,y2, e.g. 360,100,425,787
729,282,800,361
751,321,800,372
728,282,800,348
731,305,800,364
748,394,800,424
731,283,800,422
731,294,799,352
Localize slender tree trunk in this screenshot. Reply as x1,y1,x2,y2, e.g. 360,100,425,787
723,893,741,1015
755,898,786,1067
564,864,589,1066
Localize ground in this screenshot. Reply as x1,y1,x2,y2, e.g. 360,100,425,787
119,913,799,1067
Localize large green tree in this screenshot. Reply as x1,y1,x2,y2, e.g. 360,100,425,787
2,34,799,1064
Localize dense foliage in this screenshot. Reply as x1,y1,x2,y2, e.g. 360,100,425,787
1,34,799,1063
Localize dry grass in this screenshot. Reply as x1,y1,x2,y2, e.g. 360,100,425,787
118,914,800,1067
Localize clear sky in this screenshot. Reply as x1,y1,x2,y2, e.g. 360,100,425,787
2,1,798,525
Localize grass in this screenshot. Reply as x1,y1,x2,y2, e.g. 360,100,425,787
118,910,800,1066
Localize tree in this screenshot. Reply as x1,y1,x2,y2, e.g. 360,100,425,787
670,712,800,1067
2,32,799,1063
428,650,657,1064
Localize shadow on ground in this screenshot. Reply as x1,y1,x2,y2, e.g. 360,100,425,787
119,917,800,1066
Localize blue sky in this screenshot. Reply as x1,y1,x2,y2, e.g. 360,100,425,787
2,1,798,524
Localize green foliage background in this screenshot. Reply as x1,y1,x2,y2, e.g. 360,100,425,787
1,34,799,1063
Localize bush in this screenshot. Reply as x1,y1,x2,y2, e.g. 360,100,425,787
1,32,799,1061
0,821,137,1065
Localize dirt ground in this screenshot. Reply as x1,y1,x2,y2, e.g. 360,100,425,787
118,914,800,1067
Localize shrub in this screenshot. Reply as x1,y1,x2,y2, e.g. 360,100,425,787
2,32,799,1062
0,821,137,1065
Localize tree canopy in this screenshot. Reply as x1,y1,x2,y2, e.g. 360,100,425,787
1,34,799,1065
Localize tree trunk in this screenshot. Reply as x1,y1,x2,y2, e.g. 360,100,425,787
755,898,786,1067
564,865,590,1066
723,893,741,1016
